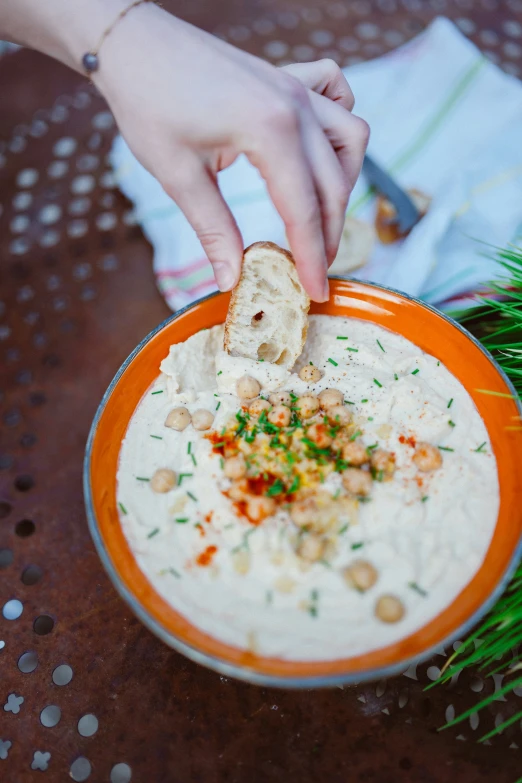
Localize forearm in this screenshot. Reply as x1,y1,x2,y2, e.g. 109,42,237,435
0,0,130,73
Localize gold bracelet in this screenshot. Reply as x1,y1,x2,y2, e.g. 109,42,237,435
82,0,156,75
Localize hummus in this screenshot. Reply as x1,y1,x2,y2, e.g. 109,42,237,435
117,316,498,661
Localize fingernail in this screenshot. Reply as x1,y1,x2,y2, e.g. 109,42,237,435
323,277,330,301
214,262,236,292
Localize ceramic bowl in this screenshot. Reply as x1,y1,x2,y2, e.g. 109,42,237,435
84,279,522,687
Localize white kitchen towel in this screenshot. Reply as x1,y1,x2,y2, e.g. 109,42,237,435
111,16,522,312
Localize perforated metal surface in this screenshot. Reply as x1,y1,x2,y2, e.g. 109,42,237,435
1,1,522,780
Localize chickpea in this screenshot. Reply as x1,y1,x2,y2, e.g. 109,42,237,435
413,442,443,472
290,497,318,529
370,449,396,480
307,422,333,449
342,440,368,466
150,468,177,494
342,467,373,497
343,560,378,592
165,407,191,431
269,391,291,407
192,409,214,431
224,455,246,480
236,375,261,400
375,595,405,624
297,534,326,562
268,404,291,428
246,495,276,523
249,398,271,417
299,364,323,383
228,479,249,501
296,394,320,419
319,388,344,410
327,404,352,426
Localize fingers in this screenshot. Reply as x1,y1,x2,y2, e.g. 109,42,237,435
307,89,370,193
244,100,329,302
163,157,244,292
280,60,355,111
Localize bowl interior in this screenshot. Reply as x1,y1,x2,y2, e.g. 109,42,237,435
86,279,522,683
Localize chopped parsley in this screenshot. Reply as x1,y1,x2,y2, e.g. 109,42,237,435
150,435,163,440
178,473,193,484
267,479,285,496
175,518,189,524
475,442,487,453
147,528,160,538
448,420,455,427
409,581,428,597
327,358,338,367
411,368,420,375
151,390,164,395
376,339,385,352
136,476,150,482
187,491,198,502
288,474,301,494
438,446,454,452
373,378,383,388
447,398,454,409
118,502,127,515
351,542,364,550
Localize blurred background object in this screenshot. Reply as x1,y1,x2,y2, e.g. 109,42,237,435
1,2,522,781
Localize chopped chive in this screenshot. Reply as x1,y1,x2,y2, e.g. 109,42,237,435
437,361,440,366
214,393,219,397
169,568,181,578
361,398,368,403
333,488,341,500
187,491,197,502
216,401,221,411
411,368,420,375
288,474,300,494
150,435,163,440
266,590,273,605
147,528,160,538
309,361,313,365
151,390,164,395
191,453,197,467
439,446,454,452
337,336,348,341
368,416,374,421
475,442,487,453
136,476,150,482
448,420,456,427
351,542,364,550
214,441,225,448
223,523,234,529
422,496,429,502
366,443,378,452
376,339,385,353
266,478,285,496
219,457,225,469
217,370,223,376
339,524,349,534
178,473,193,484
258,358,264,362
309,606,318,618
327,358,338,367
187,442,192,453
394,373,399,381
118,502,127,515
373,378,383,387
346,347,359,352
319,559,332,569
349,429,362,442
409,581,428,597
447,398,454,409
175,517,189,524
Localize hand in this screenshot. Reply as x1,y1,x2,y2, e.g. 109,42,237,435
96,5,369,301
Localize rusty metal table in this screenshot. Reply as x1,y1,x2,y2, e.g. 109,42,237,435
1,1,522,780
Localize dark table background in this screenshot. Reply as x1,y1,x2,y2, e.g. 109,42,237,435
1,1,522,781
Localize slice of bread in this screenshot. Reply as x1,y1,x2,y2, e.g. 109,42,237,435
329,216,375,275
224,241,310,370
